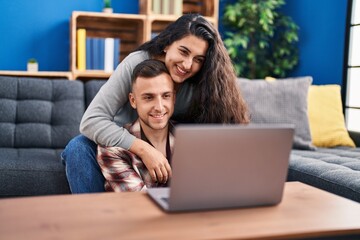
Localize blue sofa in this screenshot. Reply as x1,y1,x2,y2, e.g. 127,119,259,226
238,77,360,203
0,76,359,202
0,77,85,197
0,77,108,197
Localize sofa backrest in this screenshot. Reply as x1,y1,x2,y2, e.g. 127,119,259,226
84,80,105,108
0,77,84,148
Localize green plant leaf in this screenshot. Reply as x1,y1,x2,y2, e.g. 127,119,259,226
222,0,299,79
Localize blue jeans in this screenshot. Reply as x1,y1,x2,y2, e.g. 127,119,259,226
61,135,105,193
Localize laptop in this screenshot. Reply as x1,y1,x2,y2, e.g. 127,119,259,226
147,124,294,212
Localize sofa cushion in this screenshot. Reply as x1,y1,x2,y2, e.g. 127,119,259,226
288,147,360,202
308,85,355,148
0,77,84,148
237,77,315,150
0,148,70,197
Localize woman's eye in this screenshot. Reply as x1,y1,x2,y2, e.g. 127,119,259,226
179,49,187,55
195,58,204,64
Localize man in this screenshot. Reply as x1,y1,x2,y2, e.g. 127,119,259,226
97,59,176,192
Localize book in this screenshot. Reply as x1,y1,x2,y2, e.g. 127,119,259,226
86,37,92,69
76,28,86,71
113,38,120,69
169,0,174,15
161,0,170,15
85,37,120,71
151,32,160,39
92,38,105,70
152,0,161,14
174,0,183,15
99,38,105,70
104,38,114,72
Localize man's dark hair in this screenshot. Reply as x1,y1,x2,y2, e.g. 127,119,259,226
131,59,170,86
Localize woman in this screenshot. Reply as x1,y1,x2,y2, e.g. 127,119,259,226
62,13,249,193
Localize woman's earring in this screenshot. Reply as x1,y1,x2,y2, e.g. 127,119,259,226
163,49,167,53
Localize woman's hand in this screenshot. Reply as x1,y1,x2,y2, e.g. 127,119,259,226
129,138,172,184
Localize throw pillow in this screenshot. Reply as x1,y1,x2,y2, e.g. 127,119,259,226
308,85,355,148
237,77,315,150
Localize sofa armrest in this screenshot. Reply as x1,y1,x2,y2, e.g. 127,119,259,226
349,131,360,147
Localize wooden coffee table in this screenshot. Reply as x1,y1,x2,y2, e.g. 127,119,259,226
1,182,360,240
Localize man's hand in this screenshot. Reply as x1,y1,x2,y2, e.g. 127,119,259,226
129,138,172,183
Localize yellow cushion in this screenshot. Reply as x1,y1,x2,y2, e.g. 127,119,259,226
308,85,355,148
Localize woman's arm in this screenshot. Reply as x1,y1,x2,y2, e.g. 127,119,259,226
80,51,149,149
130,138,172,184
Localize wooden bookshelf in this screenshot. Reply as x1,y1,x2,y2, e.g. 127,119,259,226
72,70,111,80
141,0,218,40
70,0,219,80
0,71,73,80
140,0,218,24
70,12,147,80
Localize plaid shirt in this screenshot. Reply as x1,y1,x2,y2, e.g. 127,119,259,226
97,120,175,192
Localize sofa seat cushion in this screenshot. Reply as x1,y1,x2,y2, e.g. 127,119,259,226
0,148,70,197
288,148,360,202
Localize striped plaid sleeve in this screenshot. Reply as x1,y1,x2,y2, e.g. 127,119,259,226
97,145,146,192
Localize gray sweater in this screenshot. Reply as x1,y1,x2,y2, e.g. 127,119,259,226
80,50,193,149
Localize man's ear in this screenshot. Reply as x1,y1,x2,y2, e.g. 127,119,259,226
129,93,136,109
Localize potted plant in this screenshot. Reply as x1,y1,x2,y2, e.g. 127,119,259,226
27,58,38,72
222,0,299,79
103,0,113,13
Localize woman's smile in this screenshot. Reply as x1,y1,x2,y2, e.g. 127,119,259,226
164,35,208,83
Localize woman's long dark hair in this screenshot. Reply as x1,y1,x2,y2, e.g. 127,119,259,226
137,14,249,124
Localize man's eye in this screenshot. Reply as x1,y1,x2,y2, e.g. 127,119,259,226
144,96,152,100
165,92,174,98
